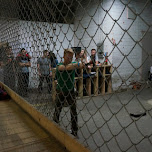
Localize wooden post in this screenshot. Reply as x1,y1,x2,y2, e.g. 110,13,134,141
101,65,112,95
108,65,112,93
94,66,99,96
86,68,91,96
101,65,106,95
0,82,90,152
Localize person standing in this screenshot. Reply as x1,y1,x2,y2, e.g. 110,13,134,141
17,48,31,96
37,50,52,93
53,48,84,137
3,46,16,90
49,52,58,68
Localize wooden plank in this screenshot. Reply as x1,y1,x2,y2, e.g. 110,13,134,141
94,67,99,96
86,68,91,96
0,82,91,152
0,100,67,152
101,66,105,95
108,66,112,93
100,65,112,95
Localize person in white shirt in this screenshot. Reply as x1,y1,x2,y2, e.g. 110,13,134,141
87,49,99,66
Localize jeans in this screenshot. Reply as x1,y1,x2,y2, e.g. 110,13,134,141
53,90,78,136
38,75,51,92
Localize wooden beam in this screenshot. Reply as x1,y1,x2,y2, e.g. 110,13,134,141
0,81,90,152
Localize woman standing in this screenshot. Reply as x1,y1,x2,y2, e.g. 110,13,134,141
49,52,58,68
80,49,88,63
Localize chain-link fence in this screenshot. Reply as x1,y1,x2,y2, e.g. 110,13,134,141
0,0,152,151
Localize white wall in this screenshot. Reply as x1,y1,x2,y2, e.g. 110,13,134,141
74,0,103,58
0,20,74,88
19,21,74,88
74,0,152,90
0,20,20,55
1,0,152,90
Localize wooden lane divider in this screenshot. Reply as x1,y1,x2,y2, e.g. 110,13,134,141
0,81,91,152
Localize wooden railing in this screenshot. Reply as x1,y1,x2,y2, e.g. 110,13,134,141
52,64,112,102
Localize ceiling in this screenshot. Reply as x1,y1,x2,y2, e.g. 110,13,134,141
0,0,83,24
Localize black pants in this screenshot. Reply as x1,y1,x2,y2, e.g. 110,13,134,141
38,75,51,92
53,90,78,136
18,72,29,96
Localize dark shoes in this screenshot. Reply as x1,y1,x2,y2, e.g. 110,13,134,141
71,131,78,138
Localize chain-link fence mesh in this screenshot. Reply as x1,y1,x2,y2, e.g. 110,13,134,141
0,0,152,151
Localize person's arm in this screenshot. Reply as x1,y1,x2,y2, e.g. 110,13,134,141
95,54,99,65
49,63,52,76
37,58,41,76
28,54,32,59
24,58,31,67
0,61,4,67
26,51,32,59
37,63,41,76
16,56,23,67
58,62,84,71
87,56,90,63
27,54,32,59
12,57,15,72
19,62,25,67
84,54,88,63
25,61,31,67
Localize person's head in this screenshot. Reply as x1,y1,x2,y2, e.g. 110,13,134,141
6,46,12,55
80,49,84,57
80,49,87,58
52,53,56,59
48,51,52,58
64,48,74,64
20,48,26,56
91,49,96,56
50,52,56,61
43,50,48,57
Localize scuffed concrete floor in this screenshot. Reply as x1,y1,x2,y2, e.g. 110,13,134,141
22,87,152,152
1,68,152,152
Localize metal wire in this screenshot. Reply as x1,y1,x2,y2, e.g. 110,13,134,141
0,0,152,152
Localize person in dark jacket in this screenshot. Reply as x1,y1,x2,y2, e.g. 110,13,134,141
16,48,31,96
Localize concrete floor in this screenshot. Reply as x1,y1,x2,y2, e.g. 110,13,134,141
22,87,152,152
0,68,152,152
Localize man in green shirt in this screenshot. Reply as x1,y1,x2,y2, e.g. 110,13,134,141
53,48,84,137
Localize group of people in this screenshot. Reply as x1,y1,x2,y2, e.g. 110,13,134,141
0,46,101,137
0,47,59,96
75,48,101,67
